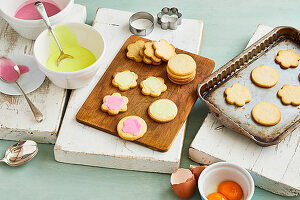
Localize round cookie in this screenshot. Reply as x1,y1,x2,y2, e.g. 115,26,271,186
251,65,279,88
148,99,178,122
167,67,195,80
252,102,281,126
140,76,167,97
117,116,147,141
101,93,128,115
112,70,138,91
167,54,196,76
168,72,196,85
277,84,300,106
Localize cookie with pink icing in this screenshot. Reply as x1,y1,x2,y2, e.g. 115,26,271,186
117,116,147,141
101,93,128,115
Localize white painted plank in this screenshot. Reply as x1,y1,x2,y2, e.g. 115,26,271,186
55,8,204,173
189,24,300,196
0,4,87,144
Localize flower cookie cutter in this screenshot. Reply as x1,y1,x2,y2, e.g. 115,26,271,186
157,7,182,30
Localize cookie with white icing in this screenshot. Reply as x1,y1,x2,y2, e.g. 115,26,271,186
112,70,138,91
148,99,178,122
140,76,167,97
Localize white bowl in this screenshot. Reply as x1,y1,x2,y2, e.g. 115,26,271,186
34,23,105,89
198,162,254,200
0,0,74,40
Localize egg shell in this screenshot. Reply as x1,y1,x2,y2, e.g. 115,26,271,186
190,165,207,181
171,168,196,199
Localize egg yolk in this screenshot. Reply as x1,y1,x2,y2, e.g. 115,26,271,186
218,181,243,200
207,192,228,200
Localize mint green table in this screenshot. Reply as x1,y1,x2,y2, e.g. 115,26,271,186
1,0,299,199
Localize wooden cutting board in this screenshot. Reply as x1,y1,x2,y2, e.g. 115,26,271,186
76,35,215,152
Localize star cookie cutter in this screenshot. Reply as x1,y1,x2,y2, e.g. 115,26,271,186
157,7,182,30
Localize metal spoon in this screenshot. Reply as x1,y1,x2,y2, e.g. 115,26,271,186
0,57,44,122
0,140,38,166
34,1,73,66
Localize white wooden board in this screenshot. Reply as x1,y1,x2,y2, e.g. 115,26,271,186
189,24,300,196
54,8,204,173
0,4,87,144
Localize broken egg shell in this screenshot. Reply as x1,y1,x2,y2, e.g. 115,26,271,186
190,165,207,181
171,168,196,199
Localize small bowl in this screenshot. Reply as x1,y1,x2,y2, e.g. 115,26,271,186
198,162,254,200
0,0,74,40
34,23,105,89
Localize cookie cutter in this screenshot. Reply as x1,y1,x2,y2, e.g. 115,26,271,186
129,12,154,36
157,7,182,30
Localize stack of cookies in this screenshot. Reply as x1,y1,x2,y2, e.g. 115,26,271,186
127,39,177,66
167,54,196,85
140,42,162,65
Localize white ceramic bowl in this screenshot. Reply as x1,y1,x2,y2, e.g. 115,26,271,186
198,162,254,200
0,0,74,40
34,23,105,89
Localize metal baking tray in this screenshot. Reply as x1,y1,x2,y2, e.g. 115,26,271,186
198,26,300,146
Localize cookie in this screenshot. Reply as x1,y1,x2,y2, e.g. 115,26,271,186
168,71,196,85
101,93,128,115
251,65,279,88
143,56,153,64
126,40,145,62
140,47,162,65
148,99,178,122
225,83,251,107
252,102,281,126
112,70,138,91
153,39,176,61
167,67,195,80
277,84,300,106
167,54,196,76
144,42,162,63
117,116,147,141
140,77,167,97
275,49,300,69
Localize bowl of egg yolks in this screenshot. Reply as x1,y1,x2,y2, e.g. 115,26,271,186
34,23,105,89
198,162,254,200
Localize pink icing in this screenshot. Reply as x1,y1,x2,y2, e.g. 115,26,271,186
14,0,61,20
122,118,142,136
0,57,29,82
105,96,125,110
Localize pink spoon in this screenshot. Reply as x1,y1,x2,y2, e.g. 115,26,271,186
0,56,44,122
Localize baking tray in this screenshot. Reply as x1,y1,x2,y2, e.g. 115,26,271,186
198,26,300,146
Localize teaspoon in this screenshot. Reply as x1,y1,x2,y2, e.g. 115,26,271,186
0,140,38,166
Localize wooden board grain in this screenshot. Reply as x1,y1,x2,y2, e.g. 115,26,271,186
55,7,205,173
76,35,215,152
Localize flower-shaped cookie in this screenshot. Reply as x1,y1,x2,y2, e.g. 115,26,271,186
153,39,176,61
225,83,251,107
112,70,138,91
126,40,145,63
140,76,167,97
101,93,128,115
275,49,300,69
277,84,300,106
